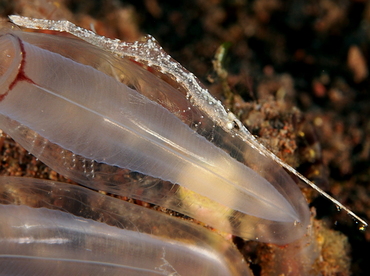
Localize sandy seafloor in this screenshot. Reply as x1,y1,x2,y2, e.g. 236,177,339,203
0,0,369,275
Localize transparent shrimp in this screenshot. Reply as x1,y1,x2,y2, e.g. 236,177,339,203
8,15,367,230
0,29,309,244
0,176,252,276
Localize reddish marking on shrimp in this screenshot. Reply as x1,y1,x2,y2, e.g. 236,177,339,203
0,35,37,102
9,36,37,90
0,90,8,102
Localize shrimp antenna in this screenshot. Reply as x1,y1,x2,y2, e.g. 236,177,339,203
234,121,368,230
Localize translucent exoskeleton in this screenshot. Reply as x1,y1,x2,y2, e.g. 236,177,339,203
0,176,252,276
0,20,312,244
0,16,366,247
